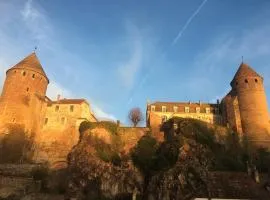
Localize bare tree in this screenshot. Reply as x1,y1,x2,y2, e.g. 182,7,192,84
128,107,143,127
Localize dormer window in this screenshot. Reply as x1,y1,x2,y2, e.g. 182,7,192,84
151,105,155,112
185,107,190,113
162,106,167,112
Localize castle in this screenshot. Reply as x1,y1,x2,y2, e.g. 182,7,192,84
0,53,97,163
147,62,270,147
0,53,270,165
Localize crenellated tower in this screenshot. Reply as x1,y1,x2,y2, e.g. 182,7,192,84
0,53,49,135
230,62,270,144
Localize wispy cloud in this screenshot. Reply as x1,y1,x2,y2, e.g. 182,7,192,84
117,22,143,89
172,0,208,46
186,24,270,101
0,0,116,121
21,0,52,43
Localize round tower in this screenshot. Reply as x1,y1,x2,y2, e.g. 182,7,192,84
0,53,49,134
231,62,270,144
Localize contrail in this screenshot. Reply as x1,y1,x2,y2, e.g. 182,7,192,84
172,0,208,46
127,0,209,106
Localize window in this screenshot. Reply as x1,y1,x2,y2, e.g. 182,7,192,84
173,106,178,113
196,107,200,113
32,74,35,78
255,79,258,83
44,118,48,125
151,105,155,112
55,105,59,112
245,79,248,83
161,115,167,123
12,118,15,122
22,71,26,76
185,107,190,113
162,106,167,112
206,107,210,114
70,105,74,112
215,108,219,114
61,117,65,124
236,81,238,86
26,87,29,92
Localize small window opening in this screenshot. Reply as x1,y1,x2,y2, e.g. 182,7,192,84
61,117,65,124
55,105,59,111
70,105,74,112
236,81,238,86
22,71,26,76
245,79,248,83
26,87,29,92
44,118,48,125
14,70,16,73
12,118,15,122
32,74,35,78
255,79,258,83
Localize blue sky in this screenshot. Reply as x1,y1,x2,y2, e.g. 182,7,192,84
0,0,270,125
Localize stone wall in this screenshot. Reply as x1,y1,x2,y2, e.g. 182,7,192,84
0,66,48,135
118,127,149,153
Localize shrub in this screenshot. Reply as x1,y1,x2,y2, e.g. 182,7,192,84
131,135,158,175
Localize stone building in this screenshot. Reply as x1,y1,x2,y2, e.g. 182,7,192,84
146,101,222,128
147,62,270,146
221,62,270,145
0,53,97,164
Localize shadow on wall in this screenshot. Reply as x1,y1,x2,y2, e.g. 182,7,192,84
0,124,35,164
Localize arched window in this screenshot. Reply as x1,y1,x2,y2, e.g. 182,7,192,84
22,71,26,76
255,79,258,83
245,79,248,83
32,74,35,78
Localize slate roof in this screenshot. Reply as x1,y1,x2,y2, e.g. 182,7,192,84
7,53,49,82
232,62,262,82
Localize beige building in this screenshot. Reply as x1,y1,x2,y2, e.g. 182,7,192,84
146,101,222,129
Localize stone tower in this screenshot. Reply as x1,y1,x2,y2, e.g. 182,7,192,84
0,53,49,135
231,62,270,144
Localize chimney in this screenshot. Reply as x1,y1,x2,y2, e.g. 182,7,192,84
57,94,61,101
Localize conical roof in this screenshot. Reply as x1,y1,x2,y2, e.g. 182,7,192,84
7,53,49,82
232,62,262,82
